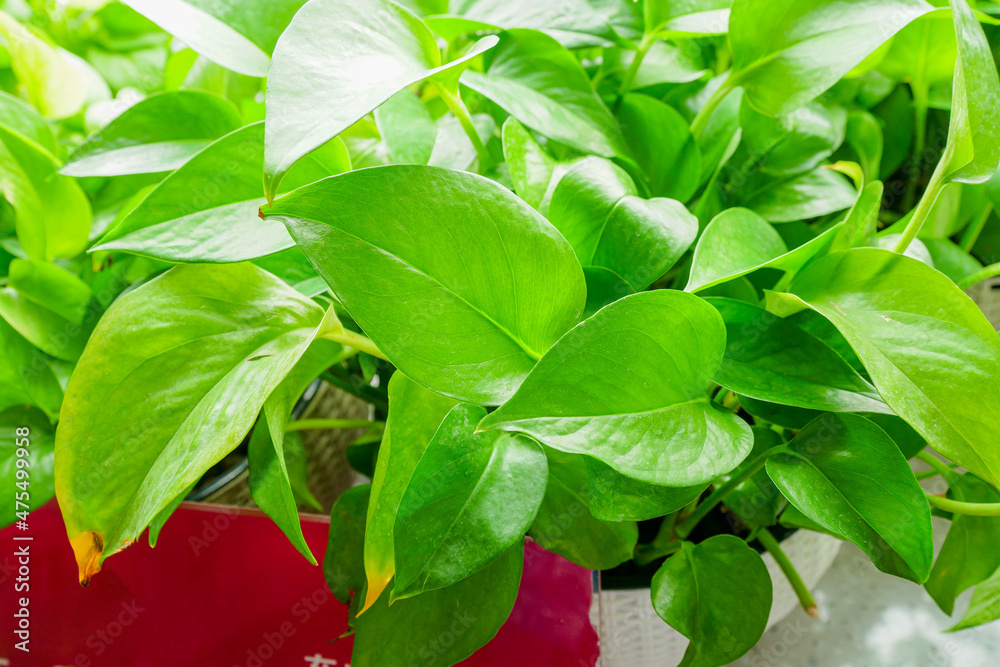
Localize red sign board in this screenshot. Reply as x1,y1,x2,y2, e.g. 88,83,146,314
0,501,598,666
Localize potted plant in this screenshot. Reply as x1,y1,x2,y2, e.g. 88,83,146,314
3,0,1000,666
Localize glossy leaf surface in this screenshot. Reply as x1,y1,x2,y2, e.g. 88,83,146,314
55,263,324,583
393,403,546,598
266,165,586,405
480,290,753,485
766,413,933,582
651,535,772,667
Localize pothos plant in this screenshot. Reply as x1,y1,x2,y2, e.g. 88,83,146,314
0,0,996,664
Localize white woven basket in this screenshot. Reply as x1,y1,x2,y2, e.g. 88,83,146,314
592,530,842,667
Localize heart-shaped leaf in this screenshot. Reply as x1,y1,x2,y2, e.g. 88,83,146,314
461,29,627,158
651,534,772,667
548,157,697,292
55,263,326,584
480,289,753,486
264,165,586,405
765,412,933,582
393,403,546,599
95,123,350,262
62,91,242,177
263,0,496,199
775,248,1000,490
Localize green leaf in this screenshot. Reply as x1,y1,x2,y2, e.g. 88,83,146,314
480,290,753,486
587,457,705,522
0,287,90,361
728,0,933,116
7,259,97,326
461,29,627,158
324,484,371,608
446,0,622,47
248,336,347,564
644,0,731,36
373,89,436,166
0,406,54,528
930,0,1000,187
725,427,785,527
709,298,890,414
393,403,546,599
62,91,242,177
741,167,856,223
651,534,772,667
765,413,933,582
363,373,457,612
845,110,884,183
618,93,700,201
529,450,637,569
122,0,308,77
0,317,62,419
501,117,560,210
950,563,1000,631
0,125,91,261
548,157,697,291
776,248,1000,490
95,123,350,262
0,91,56,154
263,0,496,199
354,543,522,667
54,263,326,583
925,474,1000,615
686,207,788,291
737,100,847,177
877,11,956,89
265,165,586,405
0,11,86,118
427,112,496,171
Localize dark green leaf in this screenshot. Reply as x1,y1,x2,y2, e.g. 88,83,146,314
529,450,637,569
765,413,933,582
587,457,705,522
618,93,700,201
651,534,772,667
393,403,546,598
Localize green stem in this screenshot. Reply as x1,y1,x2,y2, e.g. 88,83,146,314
893,162,946,254
634,539,683,566
958,262,1000,290
756,527,819,618
927,495,1000,516
285,418,384,433
915,450,961,486
903,83,929,211
617,33,656,101
675,450,775,539
320,329,387,361
961,202,994,253
689,77,734,139
433,82,491,173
